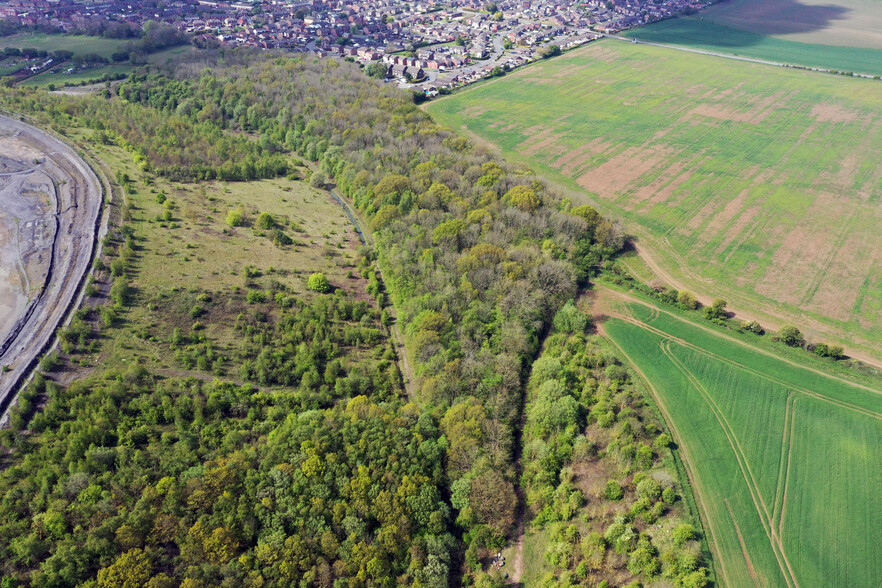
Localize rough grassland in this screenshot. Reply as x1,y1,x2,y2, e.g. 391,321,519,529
698,0,882,50
601,294,882,587
630,17,882,75
76,129,368,374
426,41,882,357
0,34,130,60
21,64,135,88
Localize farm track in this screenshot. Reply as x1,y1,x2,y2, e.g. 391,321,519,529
601,286,882,404
0,113,103,424
771,394,796,531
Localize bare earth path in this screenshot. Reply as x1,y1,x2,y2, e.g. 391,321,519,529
0,114,102,422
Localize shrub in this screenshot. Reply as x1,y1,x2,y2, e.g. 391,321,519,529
307,272,331,293
256,212,275,229
672,523,697,547
677,290,700,310
604,480,624,501
226,207,244,227
778,325,804,347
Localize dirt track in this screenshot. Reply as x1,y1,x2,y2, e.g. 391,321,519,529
0,114,102,421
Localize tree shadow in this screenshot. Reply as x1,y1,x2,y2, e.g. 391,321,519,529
720,0,851,36
638,0,851,47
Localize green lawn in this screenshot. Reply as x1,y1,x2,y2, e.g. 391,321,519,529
0,33,130,60
21,64,135,88
425,40,882,358
630,17,882,76
602,293,882,587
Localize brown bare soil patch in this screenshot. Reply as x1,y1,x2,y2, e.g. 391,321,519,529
811,103,861,123
631,157,698,212
460,104,490,119
805,230,880,322
689,90,786,125
756,192,848,306
554,138,612,176
576,144,676,198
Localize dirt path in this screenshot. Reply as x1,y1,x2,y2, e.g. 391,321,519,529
0,113,103,426
600,285,882,401
300,160,417,399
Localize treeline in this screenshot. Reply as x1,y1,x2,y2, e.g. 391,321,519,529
606,263,851,364
520,302,710,587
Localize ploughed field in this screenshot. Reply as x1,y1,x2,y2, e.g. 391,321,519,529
600,292,882,588
426,41,882,355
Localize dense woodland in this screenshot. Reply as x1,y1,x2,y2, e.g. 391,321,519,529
0,50,708,587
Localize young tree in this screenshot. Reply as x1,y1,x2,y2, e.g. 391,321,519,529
677,290,700,310
310,170,326,187
778,325,804,347
307,272,331,293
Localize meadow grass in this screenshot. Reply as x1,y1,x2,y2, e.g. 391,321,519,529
72,129,369,375
603,296,882,587
0,33,131,60
21,64,135,87
426,40,882,357
630,17,882,75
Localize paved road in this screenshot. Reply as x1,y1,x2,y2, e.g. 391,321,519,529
0,114,102,424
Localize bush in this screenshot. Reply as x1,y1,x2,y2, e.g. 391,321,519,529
672,523,697,547
226,207,244,227
307,272,331,293
310,170,326,188
677,290,700,310
604,480,624,501
256,212,275,229
778,325,804,347
741,320,764,335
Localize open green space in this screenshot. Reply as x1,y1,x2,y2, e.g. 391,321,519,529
76,131,365,373
0,33,130,60
21,64,135,88
602,292,882,587
425,40,882,358
630,17,882,75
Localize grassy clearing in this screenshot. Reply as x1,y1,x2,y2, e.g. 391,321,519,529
601,293,882,587
21,64,135,88
0,33,130,60
630,17,882,75
69,128,369,375
425,40,882,357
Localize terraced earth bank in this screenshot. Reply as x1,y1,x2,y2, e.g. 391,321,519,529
0,114,101,416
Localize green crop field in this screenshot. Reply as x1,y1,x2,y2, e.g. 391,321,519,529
600,291,882,587
425,40,882,358
630,17,882,75
0,33,130,60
